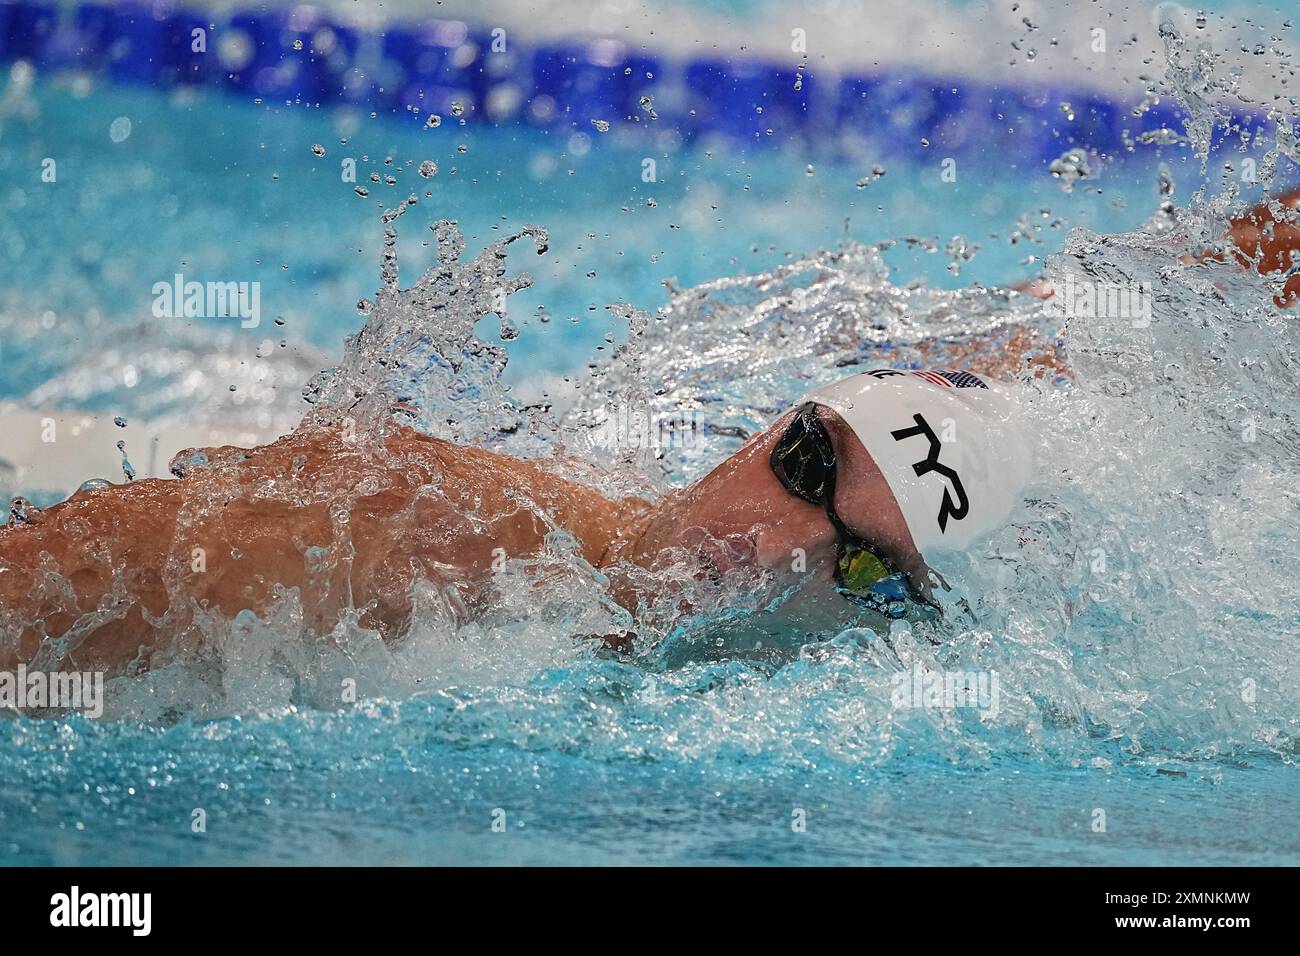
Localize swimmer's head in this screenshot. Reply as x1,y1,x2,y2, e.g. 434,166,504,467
799,368,1034,557
625,368,1033,617
623,385,919,611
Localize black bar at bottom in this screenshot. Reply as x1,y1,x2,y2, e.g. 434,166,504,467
0,866,1281,939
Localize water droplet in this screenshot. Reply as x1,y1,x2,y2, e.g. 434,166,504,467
7,497,39,525
311,143,326,157
109,116,132,143
169,449,210,478
425,114,442,128
591,119,610,133
113,416,127,427
1048,147,1093,192
418,160,438,178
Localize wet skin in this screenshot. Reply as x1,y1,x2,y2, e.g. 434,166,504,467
0,427,647,674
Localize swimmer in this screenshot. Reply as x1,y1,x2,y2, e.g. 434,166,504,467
2,191,1297,676
0,360,1027,674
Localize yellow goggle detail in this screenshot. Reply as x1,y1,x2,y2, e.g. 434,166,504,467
837,544,892,593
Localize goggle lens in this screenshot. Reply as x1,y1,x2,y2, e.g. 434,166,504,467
770,402,920,616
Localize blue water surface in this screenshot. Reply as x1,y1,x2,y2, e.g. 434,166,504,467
3,704,1295,866
0,78,1193,393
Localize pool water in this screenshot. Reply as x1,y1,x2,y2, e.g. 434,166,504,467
2,35,1300,866
0,75,1185,398
5,704,1297,866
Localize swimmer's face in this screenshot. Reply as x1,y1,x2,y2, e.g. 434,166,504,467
629,406,922,588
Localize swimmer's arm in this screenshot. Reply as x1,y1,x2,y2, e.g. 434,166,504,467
0,431,375,673
1222,188,1300,304
0,425,649,673
986,190,1300,381
911,323,1069,382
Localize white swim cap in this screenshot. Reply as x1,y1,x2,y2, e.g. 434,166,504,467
803,369,1034,554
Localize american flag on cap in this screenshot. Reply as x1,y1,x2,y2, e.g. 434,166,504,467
910,369,988,389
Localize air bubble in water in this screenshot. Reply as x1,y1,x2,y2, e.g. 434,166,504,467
418,160,438,178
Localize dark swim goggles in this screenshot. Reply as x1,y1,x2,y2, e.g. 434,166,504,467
769,402,918,615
